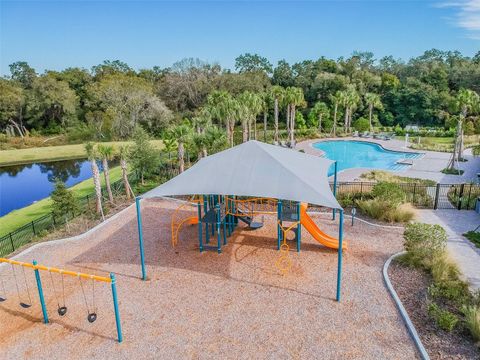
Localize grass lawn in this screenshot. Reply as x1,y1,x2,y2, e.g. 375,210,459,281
0,166,124,236
0,140,164,166
463,231,480,248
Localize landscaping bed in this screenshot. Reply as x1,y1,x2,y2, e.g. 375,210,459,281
388,261,479,359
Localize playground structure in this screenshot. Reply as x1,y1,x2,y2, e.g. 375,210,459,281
172,196,346,252
0,258,122,343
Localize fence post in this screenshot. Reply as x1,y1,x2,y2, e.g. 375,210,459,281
434,184,440,210
413,183,417,205
467,184,473,210
9,233,15,252
31,221,36,236
457,184,465,210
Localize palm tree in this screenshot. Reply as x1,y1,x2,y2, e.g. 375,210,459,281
238,91,262,142
171,124,192,173
346,89,360,132
270,86,285,144
285,87,306,146
84,142,104,219
261,91,272,142
311,102,329,133
448,89,480,170
118,145,133,199
365,92,383,132
329,92,342,137
97,144,114,203
207,91,238,147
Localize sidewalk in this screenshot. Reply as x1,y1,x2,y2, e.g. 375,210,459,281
417,210,480,290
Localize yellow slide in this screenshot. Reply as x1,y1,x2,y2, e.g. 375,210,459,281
300,203,347,250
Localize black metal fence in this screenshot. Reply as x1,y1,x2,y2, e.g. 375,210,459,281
1,171,478,257
333,182,480,210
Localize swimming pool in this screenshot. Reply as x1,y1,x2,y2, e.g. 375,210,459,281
312,140,423,176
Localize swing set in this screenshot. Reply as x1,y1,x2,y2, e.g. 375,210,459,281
0,258,123,343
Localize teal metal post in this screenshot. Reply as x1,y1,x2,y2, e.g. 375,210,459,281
197,202,203,252
336,209,344,302
277,200,283,250
296,202,301,252
33,260,48,324
110,273,123,343
203,196,210,244
332,161,338,220
135,197,147,281
215,204,221,253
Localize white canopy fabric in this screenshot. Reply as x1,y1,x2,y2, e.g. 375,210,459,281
143,140,341,209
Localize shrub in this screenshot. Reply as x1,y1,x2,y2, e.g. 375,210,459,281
462,305,480,342
51,180,79,220
430,254,460,284
403,223,447,267
353,117,370,132
428,302,458,332
357,199,416,223
371,182,406,205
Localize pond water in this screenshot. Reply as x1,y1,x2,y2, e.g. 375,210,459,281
0,159,104,217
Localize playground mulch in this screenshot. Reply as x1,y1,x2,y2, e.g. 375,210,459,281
388,261,480,359
0,199,419,359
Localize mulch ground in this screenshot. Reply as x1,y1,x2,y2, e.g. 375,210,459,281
388,261,480,359
0,199,419,359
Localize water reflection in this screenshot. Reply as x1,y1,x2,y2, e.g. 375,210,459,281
0,159,114,217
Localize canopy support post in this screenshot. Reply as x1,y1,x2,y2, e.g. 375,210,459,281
197,201,203,252
296,202,301,252
336,209,344,302
135,197,147,281
277,200,283,250
332,161,338,220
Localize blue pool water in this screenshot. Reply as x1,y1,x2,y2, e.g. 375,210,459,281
312,140,422,176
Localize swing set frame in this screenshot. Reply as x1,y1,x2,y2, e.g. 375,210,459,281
0,258,123,343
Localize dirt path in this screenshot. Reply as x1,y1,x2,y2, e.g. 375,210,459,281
0,200,418,359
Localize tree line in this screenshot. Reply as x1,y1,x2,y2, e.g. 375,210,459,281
1,49,480,145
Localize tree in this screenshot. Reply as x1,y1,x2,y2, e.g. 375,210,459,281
9,61,36,88
272,60,294,87
50,180,79,221
448,89,480,170
364,92,383,131
97,144,114,203
270,86,285,144
84,142,103,218
284,87,306,146
191,108,212,158
235,53,273,74
171,124,192,173
91,60,134,78
87,73,173,138
309,102,329,132
0,79,25,137
238,91,263,142
207,91,237,147
353,117,370,132
261,91,273,141
329,92,342,137
119,145,133,199
129,127,158,184
27,74,78,130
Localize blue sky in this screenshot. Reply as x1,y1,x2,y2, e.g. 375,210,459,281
1,1,479,75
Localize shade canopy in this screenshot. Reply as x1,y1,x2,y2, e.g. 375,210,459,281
143,140,341,209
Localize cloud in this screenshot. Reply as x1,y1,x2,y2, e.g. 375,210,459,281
437,0,480,39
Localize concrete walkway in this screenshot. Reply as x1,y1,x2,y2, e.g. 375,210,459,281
417,210,480,290
297,138,480,183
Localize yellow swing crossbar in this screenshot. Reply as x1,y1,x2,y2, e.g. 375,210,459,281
0,258,112,283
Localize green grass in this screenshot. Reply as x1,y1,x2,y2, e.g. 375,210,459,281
463,231,480,248
0,166,124,236
0,140,164,166
441,168,465,175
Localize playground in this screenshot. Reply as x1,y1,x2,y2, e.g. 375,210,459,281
0,141,421,358
0,199,418,358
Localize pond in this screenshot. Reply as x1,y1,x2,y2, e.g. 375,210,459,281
0,159,105,217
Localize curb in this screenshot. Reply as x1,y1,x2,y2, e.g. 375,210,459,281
383,251,430,360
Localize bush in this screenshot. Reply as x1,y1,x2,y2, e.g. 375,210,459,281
462,305,480,342
353,117,370,132
403,223,447,267
51,180,79,220
371,182,406,205
428,303,458,332
357,199,416,223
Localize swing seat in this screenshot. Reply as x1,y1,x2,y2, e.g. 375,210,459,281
58,306,67,316
20,302,31,309
88,313,97,323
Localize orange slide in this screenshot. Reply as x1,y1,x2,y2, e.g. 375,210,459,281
300,203,347,250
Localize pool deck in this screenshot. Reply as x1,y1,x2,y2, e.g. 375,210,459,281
297,138,480,184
